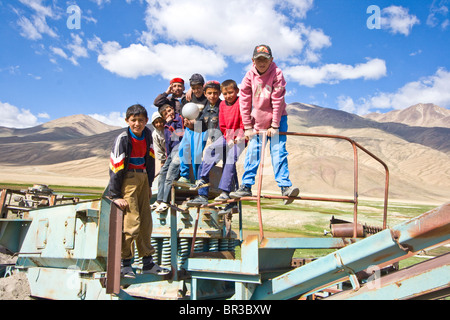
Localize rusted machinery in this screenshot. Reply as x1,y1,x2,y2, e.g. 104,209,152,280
0,133,449,300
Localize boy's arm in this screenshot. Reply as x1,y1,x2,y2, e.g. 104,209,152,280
270,69,287,129
239,73,254,130
146,132,156,191
108,133,127,200
154,92,170,108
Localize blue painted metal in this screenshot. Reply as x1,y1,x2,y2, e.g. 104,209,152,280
0,219,32,253
325,252,450,300
249,202,450,300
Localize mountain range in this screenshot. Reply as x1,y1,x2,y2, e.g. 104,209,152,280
0,103,448,205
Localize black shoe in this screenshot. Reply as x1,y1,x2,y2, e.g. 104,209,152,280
186,195,209,207
229,185,252,199
281,186,300,205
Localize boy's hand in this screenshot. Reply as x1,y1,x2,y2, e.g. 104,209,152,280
166,84,174,95
244,128,254,140
113,198,129,211
184,118,195,130
185,88,193,102
267,127,279,137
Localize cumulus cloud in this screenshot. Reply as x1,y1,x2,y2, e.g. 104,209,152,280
339,68,450,115
381,6,420,36
0,101,47,128
284,58,387,87
89,111,127,127
97,41,227,80
142,0,327,63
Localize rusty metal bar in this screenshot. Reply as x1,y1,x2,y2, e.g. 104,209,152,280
190,207,201,258
0,189,8,219
251,203,450,300
106,202,123,295
198,131,389,242
256,132,268,241
325,252,450,300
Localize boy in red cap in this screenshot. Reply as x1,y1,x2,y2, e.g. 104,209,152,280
154,78,186,114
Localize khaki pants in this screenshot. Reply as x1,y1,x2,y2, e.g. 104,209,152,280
121,171,154,260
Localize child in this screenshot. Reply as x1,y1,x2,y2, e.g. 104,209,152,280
178,73,208,183
108,104,169,278
187,80,245,206
179,80,222,184
154,78,186,114
152,104,184,213
200,80,222,143
151,111,166,173
229,45,299,204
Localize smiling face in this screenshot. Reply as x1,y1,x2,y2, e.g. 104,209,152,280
152,117,164,131
252,56,274,75
221,85,239,105
205,87,220,105
126,113,148,137
171,82,185,97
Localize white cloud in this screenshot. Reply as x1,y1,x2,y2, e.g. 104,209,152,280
89,111,127,127
427,0,449,29
368,68,450,110
381,6,420,36
340,68,450,115
284,58,387,87
97,41,227,80
142,0,327,63
0,101,47,128
16,0,59,40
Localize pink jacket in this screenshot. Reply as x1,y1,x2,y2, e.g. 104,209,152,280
239,62,287,131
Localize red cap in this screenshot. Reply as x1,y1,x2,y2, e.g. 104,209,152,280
170,78,185,85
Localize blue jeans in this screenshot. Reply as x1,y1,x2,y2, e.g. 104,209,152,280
179,127,208,182
198,135,245,196
157,144,181,203
241,115,292,188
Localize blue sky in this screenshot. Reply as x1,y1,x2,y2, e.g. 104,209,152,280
1,0,449,128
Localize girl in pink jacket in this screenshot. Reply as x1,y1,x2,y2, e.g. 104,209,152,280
230,45,299,204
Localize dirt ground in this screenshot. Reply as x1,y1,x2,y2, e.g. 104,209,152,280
0,249,32,300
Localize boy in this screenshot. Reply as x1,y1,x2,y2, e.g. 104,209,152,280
200,80,222,143
151,111,166,173
229,45,300,204
108,104,169,278
178,73,208,183
152,104,184,213
154,78,186,114
187,80,245,206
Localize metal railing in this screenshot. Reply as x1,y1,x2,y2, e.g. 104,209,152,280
201,131,390,240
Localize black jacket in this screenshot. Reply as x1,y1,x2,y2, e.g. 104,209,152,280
108,126,155,199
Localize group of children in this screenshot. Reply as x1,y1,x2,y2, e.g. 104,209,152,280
107,45,299,278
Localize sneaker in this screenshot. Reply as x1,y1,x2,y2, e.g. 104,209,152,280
281,186,300,205
189,179,209,190
214,191,230,201
218,202,238,215
186,195,209,207
229,185,252,199
121,266,136,279
150,201,161,210
142,263,170,276
155,202,169,213
177,177,190,184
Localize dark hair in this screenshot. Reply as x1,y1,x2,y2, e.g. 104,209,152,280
126,104,148,120
203,80,221,92
158,103,173,115
221,79,238,90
